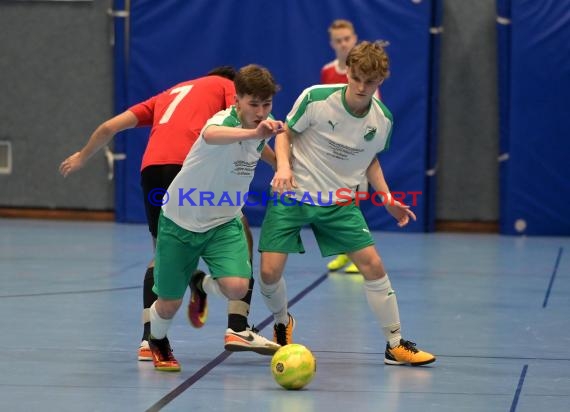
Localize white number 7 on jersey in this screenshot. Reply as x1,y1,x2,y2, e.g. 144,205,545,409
158,85,194,124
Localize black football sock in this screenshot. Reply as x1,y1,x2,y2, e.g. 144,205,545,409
142,267,157,340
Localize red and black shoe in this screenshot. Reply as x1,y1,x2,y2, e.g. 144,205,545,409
148,336,181,372
187,270,208,328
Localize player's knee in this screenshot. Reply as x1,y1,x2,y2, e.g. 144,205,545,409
355,255,384,277
155,298,182,319
260,255,286,284
219,277,249,300
260,263,280,284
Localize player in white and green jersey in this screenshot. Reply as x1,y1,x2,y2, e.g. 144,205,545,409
286,83,392,203
259,41,436,366
148,64,283,372
162,106,272,232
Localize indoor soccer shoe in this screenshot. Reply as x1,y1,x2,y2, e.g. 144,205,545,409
138,340,152,361
187,269,208,328
344,262,360,273
273,313,296,346
384,339,436,366
148,336,181,372
327,254,350,271
224,327,281,355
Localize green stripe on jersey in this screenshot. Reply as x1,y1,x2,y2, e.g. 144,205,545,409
221,107,241,127
288,85,344,131
372,96,393,151
373,96,393,123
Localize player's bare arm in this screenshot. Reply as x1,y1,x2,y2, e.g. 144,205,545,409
203,119,283,145
366,157,416,227
271,126,297,194
59,111,138,177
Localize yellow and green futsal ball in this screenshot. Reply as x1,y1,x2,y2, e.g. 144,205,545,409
271,344,316,390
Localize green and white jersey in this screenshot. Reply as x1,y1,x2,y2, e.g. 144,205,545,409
287,85,393,203
162,106,266,232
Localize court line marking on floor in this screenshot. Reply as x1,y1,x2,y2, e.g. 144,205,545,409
542,247,563,308
509,364,528,412
314,351,570,362
146,272,328,412
0,285,141,299
0,260,146,298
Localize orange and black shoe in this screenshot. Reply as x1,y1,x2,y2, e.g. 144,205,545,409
148,336,181,372
187,270,208,328
273,313,296,346
138,340,152,361
384,339,436,366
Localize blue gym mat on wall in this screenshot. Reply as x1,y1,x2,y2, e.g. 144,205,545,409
112,0,441,232
497,0,570,235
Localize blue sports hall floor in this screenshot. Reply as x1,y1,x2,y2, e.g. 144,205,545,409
1,218,568,411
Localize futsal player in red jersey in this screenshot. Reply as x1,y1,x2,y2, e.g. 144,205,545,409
320,19,358,84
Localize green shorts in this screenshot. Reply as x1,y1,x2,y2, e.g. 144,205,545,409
153,212,251,300
259,199,374,257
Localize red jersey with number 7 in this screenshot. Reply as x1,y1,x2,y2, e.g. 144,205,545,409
129,75,236,171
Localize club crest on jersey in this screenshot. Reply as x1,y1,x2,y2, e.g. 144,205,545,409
363,126,377,141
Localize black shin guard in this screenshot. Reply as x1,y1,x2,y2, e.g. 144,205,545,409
242,276,254,309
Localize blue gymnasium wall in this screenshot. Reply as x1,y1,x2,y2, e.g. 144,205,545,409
114,0,439,232
497,0,570,235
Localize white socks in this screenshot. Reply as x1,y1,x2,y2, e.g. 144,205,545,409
149,302,172,340
364,275,402,348
202,274,224,297
259,277,289,325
